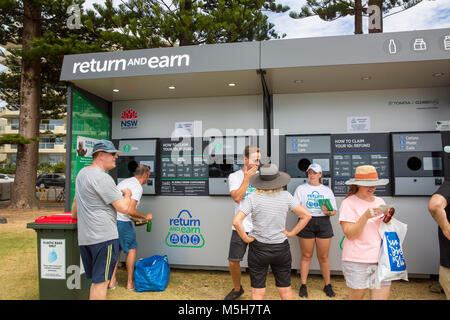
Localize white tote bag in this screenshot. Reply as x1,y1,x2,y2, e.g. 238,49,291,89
377,218,408,282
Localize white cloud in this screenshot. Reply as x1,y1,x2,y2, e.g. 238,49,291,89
268,0,450,39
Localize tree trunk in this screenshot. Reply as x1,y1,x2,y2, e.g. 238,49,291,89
368,0,383,33
354,0,363,34
179,0,193,46
10,0,41,209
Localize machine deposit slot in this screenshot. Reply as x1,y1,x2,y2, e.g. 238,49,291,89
298,158,311,172
407,157,422,171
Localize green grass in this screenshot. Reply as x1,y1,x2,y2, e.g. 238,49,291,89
0,230,39,299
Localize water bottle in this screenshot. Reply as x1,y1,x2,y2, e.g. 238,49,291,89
146,220,152,232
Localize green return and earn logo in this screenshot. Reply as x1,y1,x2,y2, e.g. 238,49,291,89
165,209,205,248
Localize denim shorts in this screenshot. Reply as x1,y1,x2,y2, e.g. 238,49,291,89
117,221,138,253
342,261,391,290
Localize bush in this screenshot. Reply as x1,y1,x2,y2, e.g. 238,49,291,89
0,164,16,174
53,162,65,173
38,162,53,174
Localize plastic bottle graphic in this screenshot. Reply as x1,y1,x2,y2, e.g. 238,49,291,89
388,39,397,54
48,250,58,263
444,36,450,51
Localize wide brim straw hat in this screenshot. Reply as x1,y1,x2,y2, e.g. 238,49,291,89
250,163,291,190
345,165,389,187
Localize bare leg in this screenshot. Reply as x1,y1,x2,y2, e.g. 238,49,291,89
277,286,294,300
126,248,136,289
370,285,391,300
298,238,315,285
90,281,109,300
316,238,332,285
109,260,119,289
252,287,266,300
347,288,367,300
229,261,242,291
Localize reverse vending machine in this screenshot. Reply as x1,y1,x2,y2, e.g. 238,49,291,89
117,139,159,195
284,134,332,194
392,132,444,195
208,136,256,195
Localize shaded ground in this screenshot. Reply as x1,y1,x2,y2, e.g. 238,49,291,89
0,207,445,300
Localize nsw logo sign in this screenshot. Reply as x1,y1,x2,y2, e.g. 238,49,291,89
121,108,138,129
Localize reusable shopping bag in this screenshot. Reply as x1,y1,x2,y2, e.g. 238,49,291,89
135,255,170,292
377,218,408,282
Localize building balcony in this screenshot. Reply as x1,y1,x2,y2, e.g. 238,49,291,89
0,125,19,134
0,109,19,119
0,124,66,135
39,124,66,134
1,143,66,154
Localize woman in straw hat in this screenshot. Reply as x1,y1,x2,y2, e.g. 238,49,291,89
338,165,391,300
233,163,312,300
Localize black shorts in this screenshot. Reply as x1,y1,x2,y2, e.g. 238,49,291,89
248,239,292,289
296,216,334,239
228,230,249,261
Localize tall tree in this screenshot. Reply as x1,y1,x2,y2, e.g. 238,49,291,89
0,0,106,208
89,0,290,49
289,0,423,34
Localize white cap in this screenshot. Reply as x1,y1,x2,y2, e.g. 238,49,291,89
445,146,450,153
307,163,322,173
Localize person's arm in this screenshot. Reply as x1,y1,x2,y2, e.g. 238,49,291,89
428,194,450,241
71,197,77,219
230,166,258,203
232,210,255,243
284,204,312,237
341,207,383,240
111,188,132,214
125,199,153,221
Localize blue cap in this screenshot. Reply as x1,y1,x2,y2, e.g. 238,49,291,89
92,140,121,155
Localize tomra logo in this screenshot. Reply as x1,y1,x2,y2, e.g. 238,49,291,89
121,108,138,129
165,209,205,248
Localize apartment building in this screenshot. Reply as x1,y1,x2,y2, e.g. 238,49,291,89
0,107,66,165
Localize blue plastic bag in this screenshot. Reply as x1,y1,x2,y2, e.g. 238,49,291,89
135,255,170,292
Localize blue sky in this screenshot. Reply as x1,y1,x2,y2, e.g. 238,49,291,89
1,0,449,107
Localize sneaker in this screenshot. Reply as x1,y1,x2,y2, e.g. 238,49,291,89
224,285,244,300
323,284,335,297
299,284,308,298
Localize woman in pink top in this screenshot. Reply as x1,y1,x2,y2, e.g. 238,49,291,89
339,165,391,300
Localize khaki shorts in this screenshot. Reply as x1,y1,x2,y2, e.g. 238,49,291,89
439,265,450,300
342,261,391,290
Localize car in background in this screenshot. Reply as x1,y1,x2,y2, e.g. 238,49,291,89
0,174,14,183
36,174,65,189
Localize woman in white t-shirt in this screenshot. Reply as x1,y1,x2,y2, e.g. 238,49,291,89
293,163,337,298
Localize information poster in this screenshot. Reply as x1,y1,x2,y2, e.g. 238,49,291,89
40,239,66,280
159,137,209,196
71,89,111,204
331,133,391,196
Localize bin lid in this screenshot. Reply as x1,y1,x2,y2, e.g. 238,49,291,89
34,212,77,224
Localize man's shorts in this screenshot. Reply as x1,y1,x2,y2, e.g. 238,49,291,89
228,230,249,261
296,216,334,239
248,239,292,289
79,239,119,284
117,221,138,253
342,261,391,290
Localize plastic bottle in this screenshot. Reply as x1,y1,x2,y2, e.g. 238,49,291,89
146,220,152,232
388,39,397,54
